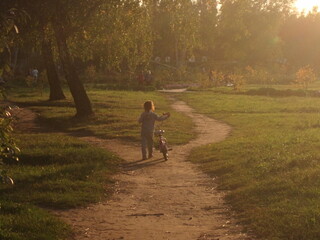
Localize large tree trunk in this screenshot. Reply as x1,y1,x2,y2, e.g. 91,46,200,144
41,38,66,101
53,19,93,118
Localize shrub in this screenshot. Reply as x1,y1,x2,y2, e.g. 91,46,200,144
245,66,274,85
0,89,19,184
197,72,212,88
294,65,317,90
210,70,225,87
228,73,245,91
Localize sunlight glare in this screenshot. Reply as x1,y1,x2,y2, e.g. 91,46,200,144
295,0,320,13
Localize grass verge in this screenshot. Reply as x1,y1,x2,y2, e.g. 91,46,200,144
1,133,120,240
179,88,320,240
8,88,194,145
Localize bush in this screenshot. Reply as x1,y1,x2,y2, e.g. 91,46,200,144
294,65,317,90
197,72,212,88
245,66,274,85
228,73,245,91
0,90,19,184
210,70,225,87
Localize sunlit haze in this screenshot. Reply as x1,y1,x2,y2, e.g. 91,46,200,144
295,0,320,12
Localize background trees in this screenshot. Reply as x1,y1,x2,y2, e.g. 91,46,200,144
154,0,201,68
281,10,320,70
216,0,293,66
2,0,320,95
73,1,153,76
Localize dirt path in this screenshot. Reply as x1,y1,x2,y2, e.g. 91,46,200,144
10,99,253,240
53,100,252,240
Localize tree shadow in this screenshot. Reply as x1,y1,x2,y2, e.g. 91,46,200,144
244,87,320,98
122,158,166,171
15,100,75,108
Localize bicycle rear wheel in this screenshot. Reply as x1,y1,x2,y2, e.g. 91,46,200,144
162,146,168,161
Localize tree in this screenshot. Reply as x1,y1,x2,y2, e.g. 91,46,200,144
13,0,96,117
72,0,154,76
152,0,201,68
13,0,66,101
197,0,218,56
52,3,93,117
0,3,24,78
41,25,66,101
216,0,294,66
281,11,320,69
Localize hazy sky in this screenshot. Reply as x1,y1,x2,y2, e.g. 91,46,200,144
295,0,320,12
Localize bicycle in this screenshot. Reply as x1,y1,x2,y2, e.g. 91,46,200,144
154,129,169,161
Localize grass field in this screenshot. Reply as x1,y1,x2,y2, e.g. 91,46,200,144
9,87,194,145
0,133,120,240
1,87,194,240
5,84,320,239
178,86,320,239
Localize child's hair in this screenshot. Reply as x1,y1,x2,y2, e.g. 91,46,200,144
144,100,155,112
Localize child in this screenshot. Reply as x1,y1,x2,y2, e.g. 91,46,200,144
138,100,170,160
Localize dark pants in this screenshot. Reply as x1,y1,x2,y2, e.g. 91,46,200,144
141,131,153,159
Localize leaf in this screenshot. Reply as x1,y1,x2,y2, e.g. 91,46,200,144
4,176,14,185
4,64,11,73
13,24,19,34
5,111,11,117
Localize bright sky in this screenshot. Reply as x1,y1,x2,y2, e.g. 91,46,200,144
295,0,320,12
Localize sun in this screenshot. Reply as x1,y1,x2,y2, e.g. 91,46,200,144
295,0,320,13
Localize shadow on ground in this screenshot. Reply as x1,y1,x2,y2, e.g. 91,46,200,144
122,157,166,171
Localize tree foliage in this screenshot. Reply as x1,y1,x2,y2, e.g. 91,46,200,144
71,0,153,74
3,0,320,89
281,10,320,69
216,0,294,64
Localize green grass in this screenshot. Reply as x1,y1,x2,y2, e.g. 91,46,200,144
0,133,120,240
7,84,320,239
8,87,194,145
0,202,71,240
2,86,194,240
179,88,320,240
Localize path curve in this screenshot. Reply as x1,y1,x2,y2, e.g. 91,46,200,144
53,100,253,240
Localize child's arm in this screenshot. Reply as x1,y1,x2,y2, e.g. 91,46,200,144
138,113,144,123
155,112,170,121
